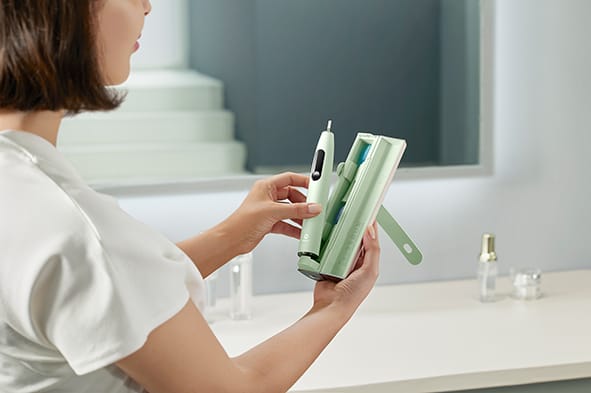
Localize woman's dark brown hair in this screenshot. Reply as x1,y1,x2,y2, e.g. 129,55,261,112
0,0,123,114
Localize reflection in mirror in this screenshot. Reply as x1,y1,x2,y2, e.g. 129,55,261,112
190,0,481,174
58,0,482,187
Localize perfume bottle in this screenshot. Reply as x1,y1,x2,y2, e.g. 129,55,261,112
478,233,498,302
229,253,253,320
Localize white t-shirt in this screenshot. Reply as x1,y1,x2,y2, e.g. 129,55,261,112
0,130,205,393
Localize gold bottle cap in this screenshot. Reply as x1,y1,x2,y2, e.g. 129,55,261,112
479,233,497,262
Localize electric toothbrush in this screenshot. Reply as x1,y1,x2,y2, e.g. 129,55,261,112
297,131,422,281
298,120,334,261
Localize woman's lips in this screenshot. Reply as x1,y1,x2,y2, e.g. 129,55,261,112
133,33,142,51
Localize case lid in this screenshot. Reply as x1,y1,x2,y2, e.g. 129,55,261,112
376,205,423,265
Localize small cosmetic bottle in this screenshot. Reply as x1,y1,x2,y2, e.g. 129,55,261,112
229,252,253,320
512,268,542,300
206,270,218,308
478,233,498,302
204,270,219,323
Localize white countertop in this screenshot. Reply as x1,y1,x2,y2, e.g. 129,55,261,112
209,269,591,392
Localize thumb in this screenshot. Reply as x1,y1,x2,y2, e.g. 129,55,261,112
273,202,322,220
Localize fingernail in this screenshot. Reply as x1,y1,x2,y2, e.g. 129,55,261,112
369,225,376,240
308,203,322,214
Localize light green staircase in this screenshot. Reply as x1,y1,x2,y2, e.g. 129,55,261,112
58,70,247,186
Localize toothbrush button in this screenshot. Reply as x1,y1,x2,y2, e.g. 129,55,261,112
311,150,325,181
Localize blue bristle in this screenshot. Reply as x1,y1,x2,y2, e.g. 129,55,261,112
334,205,345,224
359,144,371,164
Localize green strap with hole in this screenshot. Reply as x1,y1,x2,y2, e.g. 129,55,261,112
376,205,423,265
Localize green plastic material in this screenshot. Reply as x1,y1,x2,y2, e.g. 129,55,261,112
376,206,423,265
298,130,334,259
297,132,422,281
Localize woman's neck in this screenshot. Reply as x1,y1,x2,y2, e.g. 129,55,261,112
0,110,64,146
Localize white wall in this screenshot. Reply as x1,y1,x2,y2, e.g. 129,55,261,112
131,0,189,69
113,0,591,295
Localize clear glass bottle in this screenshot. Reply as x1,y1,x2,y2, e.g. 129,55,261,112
512,268,542,300
229,252,253,320
204,269,219,323
478,233,498,302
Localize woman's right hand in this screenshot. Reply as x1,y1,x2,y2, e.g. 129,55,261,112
117,221,381,393
312,221,381,319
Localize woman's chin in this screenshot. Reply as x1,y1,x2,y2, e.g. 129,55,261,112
104,66,131,87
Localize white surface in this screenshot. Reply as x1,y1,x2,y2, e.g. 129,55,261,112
60,141,247,181
121,69,222,89
210,270,591,392
130,0,189,69
115,70,224,111
60,111,235,145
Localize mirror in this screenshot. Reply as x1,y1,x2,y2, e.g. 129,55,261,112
59,0,486,188
189,0,481,174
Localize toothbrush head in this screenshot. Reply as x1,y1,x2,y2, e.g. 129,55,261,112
359,144,371,164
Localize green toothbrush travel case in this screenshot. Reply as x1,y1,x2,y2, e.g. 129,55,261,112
298,133,422,281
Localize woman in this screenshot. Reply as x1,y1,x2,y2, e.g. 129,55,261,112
0,1,381,392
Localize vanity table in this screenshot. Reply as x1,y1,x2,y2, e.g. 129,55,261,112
210,270,591,392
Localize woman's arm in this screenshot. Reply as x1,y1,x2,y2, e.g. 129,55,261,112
118,224,380,393
176,219,244,279
176,172,322,278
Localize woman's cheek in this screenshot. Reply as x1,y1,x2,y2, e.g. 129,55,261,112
97,3,142,83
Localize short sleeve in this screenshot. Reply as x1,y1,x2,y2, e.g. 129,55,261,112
0,131,205,377
26,189,204,376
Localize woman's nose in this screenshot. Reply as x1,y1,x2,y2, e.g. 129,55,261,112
143,0,152,16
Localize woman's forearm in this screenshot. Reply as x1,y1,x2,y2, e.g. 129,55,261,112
233,303,353,393
176,220,243,278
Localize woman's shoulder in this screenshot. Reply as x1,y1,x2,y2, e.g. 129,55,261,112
0,145,103,333
0,148,99,285
0,130,125,243
1,138,92,230
0,135,190,273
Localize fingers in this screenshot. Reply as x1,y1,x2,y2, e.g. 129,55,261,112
259,172,321,222
274,186,318,224
350,222,380,278
268,172,310,190
275,185,307,203
271,221,302,239
273,201,322,221
284,215,304,227
361,222,380,277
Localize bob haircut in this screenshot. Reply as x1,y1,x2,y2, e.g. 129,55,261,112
0,0,123,114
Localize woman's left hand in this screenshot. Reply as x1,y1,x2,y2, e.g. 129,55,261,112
226,172,322,255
